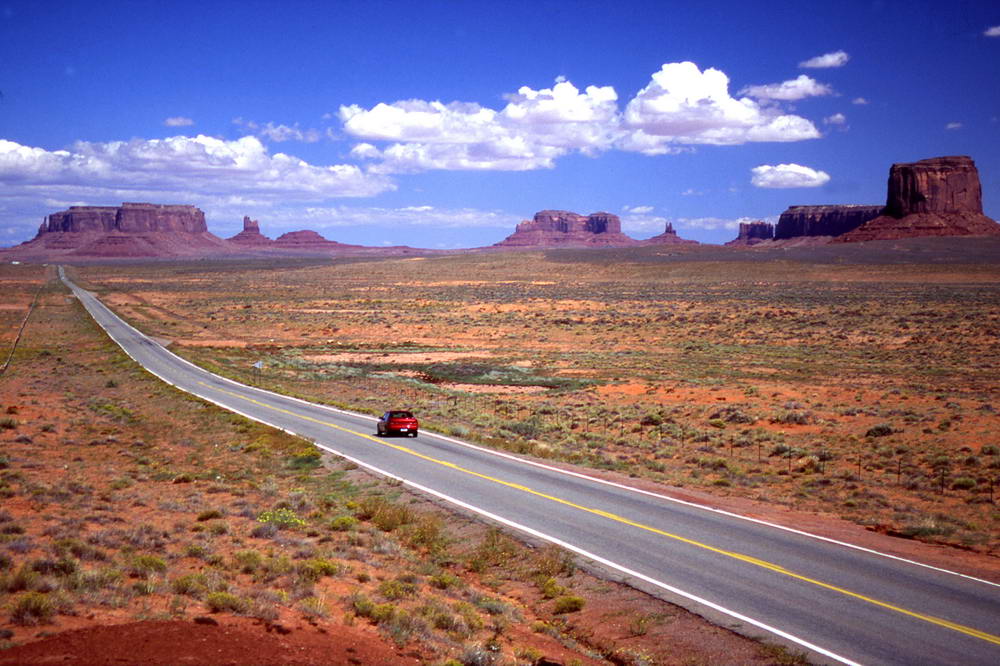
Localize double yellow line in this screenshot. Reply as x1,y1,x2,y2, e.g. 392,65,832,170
202,381,1000,647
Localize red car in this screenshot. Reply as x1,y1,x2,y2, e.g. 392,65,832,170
377,410,419,437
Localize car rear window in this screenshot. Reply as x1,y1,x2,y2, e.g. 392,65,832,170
389,411,413,418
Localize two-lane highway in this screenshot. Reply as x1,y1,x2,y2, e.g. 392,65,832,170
62,268,1000,665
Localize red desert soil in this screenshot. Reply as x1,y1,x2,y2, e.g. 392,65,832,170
0,618,419,666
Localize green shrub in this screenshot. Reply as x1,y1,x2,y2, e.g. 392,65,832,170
232,549,263,573
287,449,322,470
171,573,208,597
351,592,375,617
429,571,463,590
1,565,39,593
379,578,418,600
298,596,328,618
10,592,55,625
197,509,223,522
866,424,894,438
296,558,340,582
0,417,17,430
205,591,247,613
128,554,167,578
256,508,305,529
538,577,565,600
67,567,122,592
329,515,358,531
553,595,585,614
951,477,976,490
355,497,413,532
371,602,397,624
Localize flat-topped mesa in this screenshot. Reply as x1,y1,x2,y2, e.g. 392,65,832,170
494,210,638,247
725,221,774,246
838,156,1000,242
642,221,698,245
228,216,272,244
884,156,984,217
775,205,883,240
40,202,207,235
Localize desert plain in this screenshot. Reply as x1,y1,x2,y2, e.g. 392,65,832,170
1,239,999,664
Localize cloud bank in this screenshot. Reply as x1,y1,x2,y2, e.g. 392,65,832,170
342,61,822,169
0,135,393,206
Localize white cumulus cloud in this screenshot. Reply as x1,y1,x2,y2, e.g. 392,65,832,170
985,26,1000,37
798,50,850,68
946,122,963,130
851,97,869,105
739,74,833,101
824,113,847,125
0,135,393,204
620,62,820,153
751,163,830,188
339,62,821,170
340,79,620,172
164,116,194,127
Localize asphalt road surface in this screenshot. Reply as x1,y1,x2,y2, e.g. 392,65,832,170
61,268,1000,665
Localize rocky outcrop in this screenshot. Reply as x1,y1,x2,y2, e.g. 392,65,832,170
41,203,207,234
6,203,226,259
228,216,272,245
775,205,883,240
725,221,774,246
493,210,638,247
837,156,1000,242
272,230,362,251
642,221,698,245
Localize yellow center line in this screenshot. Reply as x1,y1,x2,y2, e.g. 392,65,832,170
201,381,1000,647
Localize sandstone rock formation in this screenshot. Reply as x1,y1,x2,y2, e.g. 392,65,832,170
641,221,698,245
837,156,1000,242
775,205,883,240
228,216,272,245
725,221,774,246
272,230,362,251
8,203,227,259
493,210,638,248
41,203,208,234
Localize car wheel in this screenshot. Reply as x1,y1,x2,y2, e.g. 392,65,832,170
410,431,417,437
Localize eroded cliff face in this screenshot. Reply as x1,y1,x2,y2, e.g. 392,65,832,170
838,156,1000,242
775,205,883,239
883,156,983,217
494,210,638,247
725,221,774,246
228,216,272,245
40,203,207,235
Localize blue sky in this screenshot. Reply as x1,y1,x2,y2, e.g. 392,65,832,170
2,0,998,248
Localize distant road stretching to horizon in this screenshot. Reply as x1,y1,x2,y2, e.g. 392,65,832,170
61,267,1000,666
